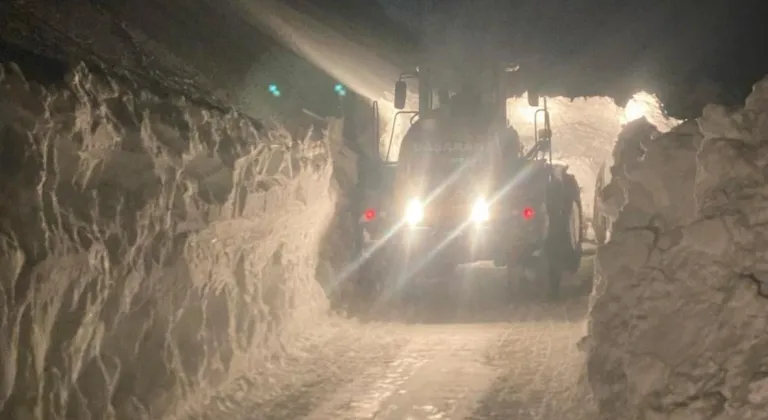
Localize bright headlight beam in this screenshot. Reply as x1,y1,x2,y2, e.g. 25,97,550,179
471,198,490,222
405,198,425,225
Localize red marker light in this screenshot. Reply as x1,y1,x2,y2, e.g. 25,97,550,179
522,207,535,220
363,208,376,222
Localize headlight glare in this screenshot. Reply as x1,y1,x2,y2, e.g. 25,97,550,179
471,198,490,222
405,198,425,225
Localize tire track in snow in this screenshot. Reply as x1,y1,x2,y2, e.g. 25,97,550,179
300,262,596,420
304,325,507,420
187,321,411,420
193,261,596,420
468,300,596,419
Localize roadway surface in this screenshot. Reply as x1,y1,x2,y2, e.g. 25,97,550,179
197,257,597,420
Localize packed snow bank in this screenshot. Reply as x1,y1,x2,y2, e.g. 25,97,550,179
585,77,768,419
0,61,336,419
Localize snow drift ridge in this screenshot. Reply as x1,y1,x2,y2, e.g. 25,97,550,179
587,76,768,419
0,61,336,419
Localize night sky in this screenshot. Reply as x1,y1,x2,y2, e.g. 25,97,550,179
1,0,767,117
375,0,768,113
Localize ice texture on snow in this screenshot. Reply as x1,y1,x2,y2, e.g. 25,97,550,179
0,61,337,419
586,76,768,419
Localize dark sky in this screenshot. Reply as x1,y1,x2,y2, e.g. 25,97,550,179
2,0,767,117
376,0,762,70
376,0,768,112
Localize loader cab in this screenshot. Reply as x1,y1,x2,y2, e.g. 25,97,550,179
395,77,490,128
449,85,486,120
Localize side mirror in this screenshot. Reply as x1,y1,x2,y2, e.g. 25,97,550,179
527,89,540,107
394,81,407,110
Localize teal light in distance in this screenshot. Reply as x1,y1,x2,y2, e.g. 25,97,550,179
334,83,347,97
268,83,281,97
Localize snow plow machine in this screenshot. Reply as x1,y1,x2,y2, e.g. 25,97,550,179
351,62,584,301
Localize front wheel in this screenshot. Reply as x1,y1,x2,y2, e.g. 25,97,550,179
560,173,584,273
542,171,583,299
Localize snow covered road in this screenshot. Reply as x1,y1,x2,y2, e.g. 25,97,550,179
193,259,596,420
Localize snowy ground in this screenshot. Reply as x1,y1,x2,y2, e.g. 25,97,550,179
186,258,597,420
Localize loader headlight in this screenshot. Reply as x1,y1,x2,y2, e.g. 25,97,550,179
405,198,425,226
471,198,490,222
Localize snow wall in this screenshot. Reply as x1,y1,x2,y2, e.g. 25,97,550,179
585,77,768,419
0,60,339,419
